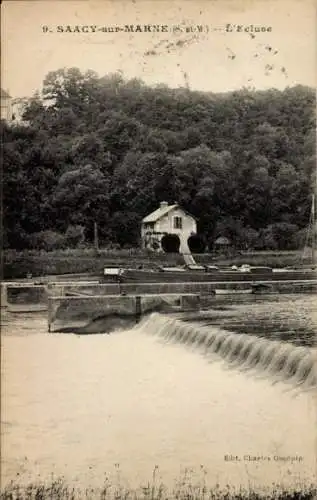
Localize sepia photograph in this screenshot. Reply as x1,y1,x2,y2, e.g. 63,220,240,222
1,0,317,498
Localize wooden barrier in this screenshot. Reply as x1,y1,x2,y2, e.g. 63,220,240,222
1,282,47,308
1,283,8,308
0,281,100,311
47,279,317,296
2,276,317,318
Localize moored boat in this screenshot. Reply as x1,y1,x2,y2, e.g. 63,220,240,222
101,265,316,284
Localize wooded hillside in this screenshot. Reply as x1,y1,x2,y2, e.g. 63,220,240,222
2,68,316,251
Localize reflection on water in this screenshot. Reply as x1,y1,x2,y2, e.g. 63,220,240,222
1,294,317,495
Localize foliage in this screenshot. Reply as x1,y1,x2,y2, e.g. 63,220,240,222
188,234,206,253
1,474,316,500
2,248,184,279
2,69,315,250
65,225,86,247
28,230,66,251
3,249,313,279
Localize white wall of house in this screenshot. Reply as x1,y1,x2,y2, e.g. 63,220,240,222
156,208,196,252
1,96,12,120
141,206,197,253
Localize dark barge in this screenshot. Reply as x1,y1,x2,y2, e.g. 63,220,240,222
101,265,316,284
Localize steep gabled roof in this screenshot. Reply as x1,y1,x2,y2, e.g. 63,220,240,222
142,204,178,223
142,204,197,223
215,236,231,245
1,89,11,98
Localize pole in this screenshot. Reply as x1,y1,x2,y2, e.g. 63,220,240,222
135,296,142,323
1,284,8,309
48,296,52,332
47,283,53,332
312,194,316,266
94,221,99,253
313,161,317,266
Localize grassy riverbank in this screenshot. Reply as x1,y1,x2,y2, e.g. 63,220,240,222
2,248,181,279
1,477,316,500
3,249,314,280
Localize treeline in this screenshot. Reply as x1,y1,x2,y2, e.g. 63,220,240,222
2,68,316,251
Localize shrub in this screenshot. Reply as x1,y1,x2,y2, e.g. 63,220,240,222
260,223,299,250
236,227,260,251
188,234,206,253
65,225,85,248
151,240,160,250
28,230,67,251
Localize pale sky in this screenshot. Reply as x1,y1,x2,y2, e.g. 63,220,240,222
2,0,316,98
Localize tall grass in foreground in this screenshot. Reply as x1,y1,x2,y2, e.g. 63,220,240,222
1,475,316,500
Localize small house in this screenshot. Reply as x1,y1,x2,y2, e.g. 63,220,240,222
141,201,197,253
1,89,13,121
214,236,232,254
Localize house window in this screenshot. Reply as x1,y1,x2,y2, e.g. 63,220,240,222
173,216,183,229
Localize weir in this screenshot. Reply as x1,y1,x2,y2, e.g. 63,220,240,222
0,281,99,311
137,313,317,390
1,277,316,305
2,280,316,392
42,279,317,332
22,278,317,297
1,278,317,320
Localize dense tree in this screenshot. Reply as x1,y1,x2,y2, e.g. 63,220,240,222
188,234,206,254
50,164,111,241
2,70,315,250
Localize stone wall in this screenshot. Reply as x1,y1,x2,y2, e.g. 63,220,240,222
48,293,200,332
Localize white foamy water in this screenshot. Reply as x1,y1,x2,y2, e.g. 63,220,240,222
141,312,317,389
1,310,317,494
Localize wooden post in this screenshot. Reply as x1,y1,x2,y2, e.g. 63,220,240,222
312,194,316,267
48,297,52,332
47,283,53,332
180,294,200,311
135,296,142,323
1,284,8,309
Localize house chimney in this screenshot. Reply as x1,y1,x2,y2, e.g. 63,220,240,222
160,201,169,209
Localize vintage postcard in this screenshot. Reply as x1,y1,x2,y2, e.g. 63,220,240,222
1,0,316,499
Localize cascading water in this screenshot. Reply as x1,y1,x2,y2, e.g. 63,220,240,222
137,313,317,389
2,305,316,494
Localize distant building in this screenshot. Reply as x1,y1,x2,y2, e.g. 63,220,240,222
1,88,13,121
214,236,232,253
11,98,28,122
141,201,197,253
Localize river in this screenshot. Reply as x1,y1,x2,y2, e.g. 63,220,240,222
1,294,317,497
